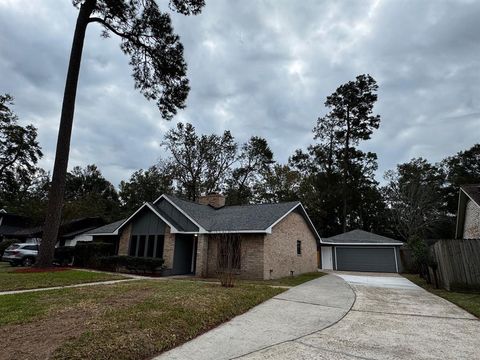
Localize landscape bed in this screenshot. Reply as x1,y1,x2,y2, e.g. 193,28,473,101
0,262,125,292
0,279,285,360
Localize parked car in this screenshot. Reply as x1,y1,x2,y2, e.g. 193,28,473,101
2,243,38,266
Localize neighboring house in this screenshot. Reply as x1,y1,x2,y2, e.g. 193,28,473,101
455,184,480,239
319,229,404,273
4,217,105,246
86,193,320,279
0,209,31,242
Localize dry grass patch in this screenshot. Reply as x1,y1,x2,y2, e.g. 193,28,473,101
0,279,284,360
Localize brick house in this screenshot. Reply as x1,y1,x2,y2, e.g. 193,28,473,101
85,193,320,279
455,184,480,239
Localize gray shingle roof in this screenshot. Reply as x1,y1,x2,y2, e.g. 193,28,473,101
164,195,301,232
84,219,125,235
461,184,480,206
322,229,403,244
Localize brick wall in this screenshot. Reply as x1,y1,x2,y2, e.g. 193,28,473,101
264,211,318,279
463,199,480,239
206,234,265,279
195,234,208,277
163,226,175,269
118,223,132,255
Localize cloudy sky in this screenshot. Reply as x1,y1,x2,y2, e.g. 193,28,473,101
0,0,479,186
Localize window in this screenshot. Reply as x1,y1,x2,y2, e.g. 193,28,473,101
137,235,146,257
296,240,302,256
129,236,138,256
146,235,155,257
155,235,164,258
217,236,241,270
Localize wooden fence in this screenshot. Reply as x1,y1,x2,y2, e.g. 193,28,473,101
430,239,480,291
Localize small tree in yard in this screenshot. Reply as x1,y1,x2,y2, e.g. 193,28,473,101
37,0,205,267
215,233,241,287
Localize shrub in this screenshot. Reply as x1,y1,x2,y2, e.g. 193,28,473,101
0,239,16,257
99,256,165,275
54,246,75,266
74,242,114,268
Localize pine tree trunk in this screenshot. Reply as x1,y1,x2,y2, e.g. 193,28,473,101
36,0,96,267
341,110,350,233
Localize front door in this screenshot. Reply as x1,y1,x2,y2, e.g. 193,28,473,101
321,246,333,270
172,234,194,275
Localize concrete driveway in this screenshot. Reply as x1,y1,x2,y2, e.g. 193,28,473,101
157,273,480,360
243,272,480,359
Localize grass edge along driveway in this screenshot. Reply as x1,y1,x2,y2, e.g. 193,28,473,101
403,273,480,318
0,279,285,360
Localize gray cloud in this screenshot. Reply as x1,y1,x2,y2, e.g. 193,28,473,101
0,0,479,186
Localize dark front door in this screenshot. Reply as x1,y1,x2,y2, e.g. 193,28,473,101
172,234,194,275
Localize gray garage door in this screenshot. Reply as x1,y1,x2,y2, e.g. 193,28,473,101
336,247,397,272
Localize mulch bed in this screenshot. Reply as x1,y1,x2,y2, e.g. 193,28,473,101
13,267,70,273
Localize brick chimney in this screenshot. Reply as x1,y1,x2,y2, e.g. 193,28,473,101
198,192,226,208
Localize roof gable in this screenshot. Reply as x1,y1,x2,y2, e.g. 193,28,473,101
322,229,402,245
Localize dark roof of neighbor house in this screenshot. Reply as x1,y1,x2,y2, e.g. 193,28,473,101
7,217,105,238
461,184,480,206
321,229,403,245
86,194,319,239
163,195,301,232
84,218,126,235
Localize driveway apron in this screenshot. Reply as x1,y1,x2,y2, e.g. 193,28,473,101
155,275,355,360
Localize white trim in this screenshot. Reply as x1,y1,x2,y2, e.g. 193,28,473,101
115,202,180,234
154,194,207,233
334,246,337,270
393,247,399,272
320,242,403,246
266,203,322,242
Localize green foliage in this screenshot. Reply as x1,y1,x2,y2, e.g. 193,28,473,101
63,164,120,222
119,164,173,214
0,239,16,257
54,246,76,266
99,255,165,274
74,242,114,268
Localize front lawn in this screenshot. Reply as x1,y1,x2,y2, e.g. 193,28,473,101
0,280,284,360
403,274,480,318
0,262,125,292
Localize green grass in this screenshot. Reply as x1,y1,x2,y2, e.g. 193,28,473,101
403,274,480,318
0,262,125,292
0,280,285,360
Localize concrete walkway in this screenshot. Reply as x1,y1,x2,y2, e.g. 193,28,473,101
0,278,139,296
242,273,480,359
156,274,355,360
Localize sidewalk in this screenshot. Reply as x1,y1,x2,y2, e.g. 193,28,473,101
155,274,355,360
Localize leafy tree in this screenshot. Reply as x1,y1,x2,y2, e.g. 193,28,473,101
255,164,300,203
39,0,205,266
383,158,447,240
0,94,43,189
162,123,237,200
441,144,480,215
314,74,380,232
119,163,173,213
225,136,274,205
62,164,121,222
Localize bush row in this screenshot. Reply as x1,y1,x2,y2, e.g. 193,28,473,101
54,241,114,267
99,256,165,274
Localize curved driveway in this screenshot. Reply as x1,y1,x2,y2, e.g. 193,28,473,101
157,273,480,360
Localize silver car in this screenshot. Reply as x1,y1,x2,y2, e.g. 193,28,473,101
2,243,38,266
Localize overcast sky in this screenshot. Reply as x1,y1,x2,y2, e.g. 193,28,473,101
0,0,479,186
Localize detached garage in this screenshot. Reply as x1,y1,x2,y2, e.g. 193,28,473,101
320,229,404,273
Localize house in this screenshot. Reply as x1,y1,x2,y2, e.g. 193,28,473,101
455,184,480,239
0,210,31,242
319,229,404,273
4,217,105,246
85,193,320,279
